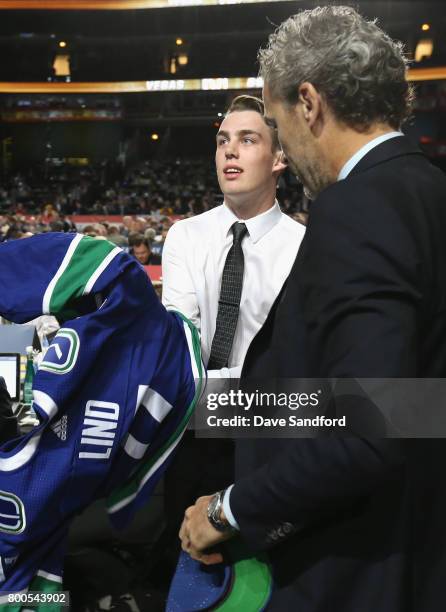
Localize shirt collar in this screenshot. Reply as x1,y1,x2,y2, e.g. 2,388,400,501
337,132,403,181
219,201,282,244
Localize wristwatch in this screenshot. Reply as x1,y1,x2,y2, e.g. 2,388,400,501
207,489,236,533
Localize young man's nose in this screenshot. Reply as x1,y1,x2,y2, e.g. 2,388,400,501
225,143,239,158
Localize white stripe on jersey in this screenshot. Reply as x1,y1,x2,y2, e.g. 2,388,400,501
142,388,172,423
83,247,122,295
0,432,42,472
36,569,63,583
124,434,150,460
135,385,149,416
33,391,58,420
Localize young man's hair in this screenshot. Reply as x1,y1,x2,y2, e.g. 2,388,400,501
225,94,281,152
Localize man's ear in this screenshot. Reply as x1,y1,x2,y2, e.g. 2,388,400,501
272,150,288,175
298,82,322,129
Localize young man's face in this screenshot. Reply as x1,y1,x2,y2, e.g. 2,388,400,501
215,110,282,201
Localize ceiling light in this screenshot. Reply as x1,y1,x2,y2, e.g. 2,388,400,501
415,38,434,62
53,54,70,77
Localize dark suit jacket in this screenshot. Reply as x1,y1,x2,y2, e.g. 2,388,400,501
231,136,446,611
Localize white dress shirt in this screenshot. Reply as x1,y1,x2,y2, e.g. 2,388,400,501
162,202,305,379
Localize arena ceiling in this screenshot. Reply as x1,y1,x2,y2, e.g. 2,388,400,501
0,1,444,83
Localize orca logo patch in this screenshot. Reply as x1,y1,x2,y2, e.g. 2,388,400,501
39,328,80,375
0,491,26,534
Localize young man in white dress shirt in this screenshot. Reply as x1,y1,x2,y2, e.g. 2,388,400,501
159,95,304,577
162,95,304,377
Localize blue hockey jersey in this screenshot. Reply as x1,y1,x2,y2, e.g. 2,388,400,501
0,233,203,608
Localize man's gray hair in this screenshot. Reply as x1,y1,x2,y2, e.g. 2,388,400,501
258,5,414,130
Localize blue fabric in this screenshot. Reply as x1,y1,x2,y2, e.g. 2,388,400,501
0,233,197,593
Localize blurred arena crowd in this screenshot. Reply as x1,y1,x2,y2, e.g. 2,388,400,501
0,157,305,252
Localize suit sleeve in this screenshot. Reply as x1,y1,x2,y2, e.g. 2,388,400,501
231,179,422,552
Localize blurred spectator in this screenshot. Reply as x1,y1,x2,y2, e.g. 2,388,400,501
41,204,58,225
131,236,161,265
144,228,156,243
82,225,98,238
107,225,128,248
60,214,77,233
49,220,64,233
128,231,143,248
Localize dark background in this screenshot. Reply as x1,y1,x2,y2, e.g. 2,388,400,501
0,0,445,169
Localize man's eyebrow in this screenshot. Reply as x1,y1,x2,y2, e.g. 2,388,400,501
238,129,263,138
216,129,263,140
216,130,229,140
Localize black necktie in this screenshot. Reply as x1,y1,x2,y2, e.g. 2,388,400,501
207,222,248,370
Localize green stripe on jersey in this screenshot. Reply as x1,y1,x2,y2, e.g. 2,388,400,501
49,236,116,317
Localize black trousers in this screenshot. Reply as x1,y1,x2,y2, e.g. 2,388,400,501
152,433,234,581
165,433,234,530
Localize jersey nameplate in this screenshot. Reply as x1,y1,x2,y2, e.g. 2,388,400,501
79,400,120,460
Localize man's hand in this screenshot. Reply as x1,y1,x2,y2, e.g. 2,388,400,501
179,495,235,565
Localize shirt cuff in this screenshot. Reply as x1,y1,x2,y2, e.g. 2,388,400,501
222,484,240,530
